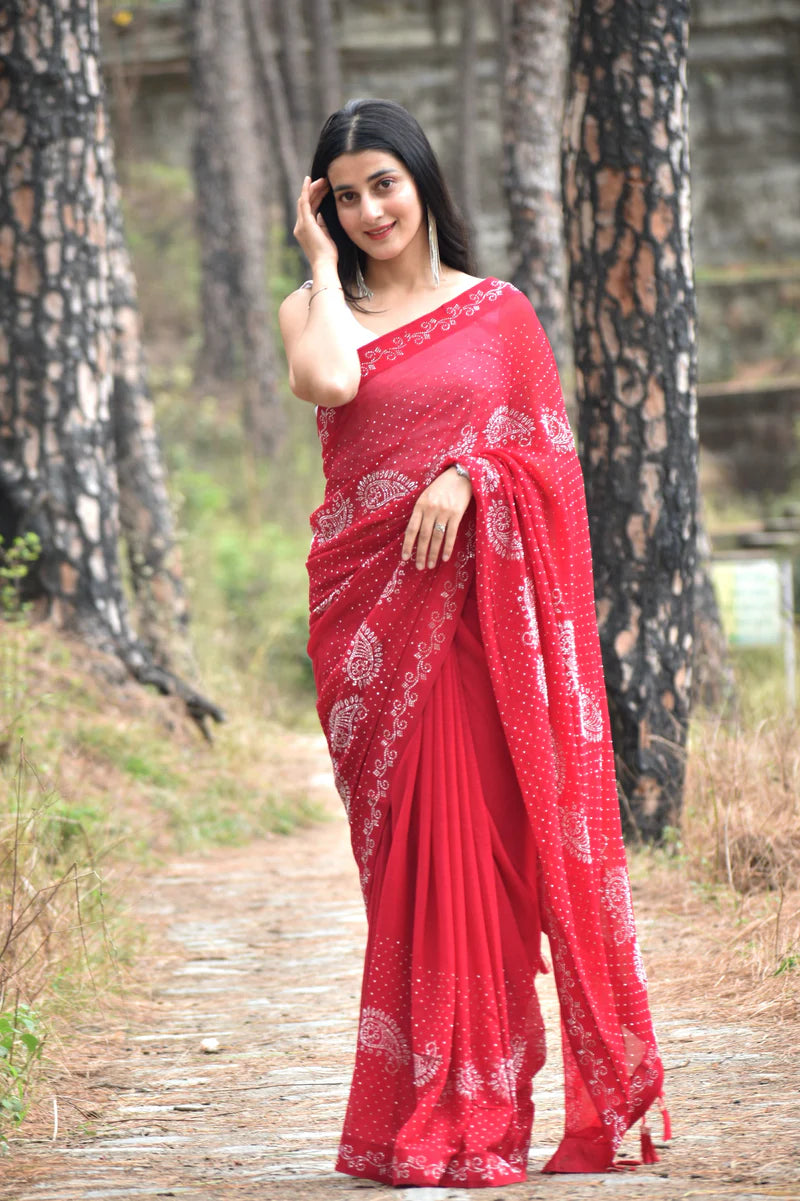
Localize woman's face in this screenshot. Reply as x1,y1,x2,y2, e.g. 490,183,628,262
326,149,425,262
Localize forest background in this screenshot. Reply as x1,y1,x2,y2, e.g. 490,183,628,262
1,0,799,1149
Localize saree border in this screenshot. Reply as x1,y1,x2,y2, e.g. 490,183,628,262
358,279,513,377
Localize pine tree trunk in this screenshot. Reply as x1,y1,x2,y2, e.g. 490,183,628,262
308,0,341,128
0,0,222,732
275,0,313,166
563,0,698,840
244,0,303,230
502,0,571,378
106,192,194,681
188,0,284,455
186,0,238,383
456,0,479,238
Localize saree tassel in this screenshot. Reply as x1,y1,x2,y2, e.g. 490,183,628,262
640,1121,659,1165
658,1094,672,1141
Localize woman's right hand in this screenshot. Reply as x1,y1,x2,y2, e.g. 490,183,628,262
293,176,338,270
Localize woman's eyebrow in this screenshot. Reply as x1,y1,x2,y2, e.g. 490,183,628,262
332,168,399,193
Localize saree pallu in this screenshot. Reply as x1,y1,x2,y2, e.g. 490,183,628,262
306,279,665,1186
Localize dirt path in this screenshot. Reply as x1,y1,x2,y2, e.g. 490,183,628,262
2,735,798,1201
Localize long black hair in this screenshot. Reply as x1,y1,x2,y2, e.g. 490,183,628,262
309,98,475,304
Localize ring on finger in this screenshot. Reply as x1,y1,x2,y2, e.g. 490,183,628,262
434,521,447,535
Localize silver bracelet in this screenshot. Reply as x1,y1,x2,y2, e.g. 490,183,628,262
308,285,343,305
453,461,470,481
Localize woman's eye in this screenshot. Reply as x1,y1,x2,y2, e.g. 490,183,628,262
377,178,394,190
337,191,356,204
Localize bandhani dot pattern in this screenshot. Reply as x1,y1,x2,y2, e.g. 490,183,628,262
305,280,665,1185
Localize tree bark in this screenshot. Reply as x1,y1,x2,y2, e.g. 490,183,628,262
563,0,699,840
275,0,313,166
186,0,238,383
0,0,222,733
244,0,303,232
187,0,284,455
502,0,572,379
455,0,479,239
105,184,195,681
307,0,341,129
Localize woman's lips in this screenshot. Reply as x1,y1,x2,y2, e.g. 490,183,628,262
365,222,395,240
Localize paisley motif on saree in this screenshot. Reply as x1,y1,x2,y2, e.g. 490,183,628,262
306,279,666,1183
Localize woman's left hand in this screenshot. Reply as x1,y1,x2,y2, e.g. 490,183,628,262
402,466,473,570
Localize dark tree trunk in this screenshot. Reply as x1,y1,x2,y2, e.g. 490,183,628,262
455,0,479,238
187,0,284,455
106,192,195,682
502,0,572,379
0,0,222,733
275,0,313,165
244,0,303,232
186,0,238,383
425,0,446,43
307,0,341,129
563,0,699,840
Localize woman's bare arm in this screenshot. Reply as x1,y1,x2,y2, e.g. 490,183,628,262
278,177,362,408
279,281,361,408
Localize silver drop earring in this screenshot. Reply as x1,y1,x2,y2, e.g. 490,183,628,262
355,257,373,300
427,210,440,288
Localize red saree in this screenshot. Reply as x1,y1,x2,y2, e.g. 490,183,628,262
306,279,666,1186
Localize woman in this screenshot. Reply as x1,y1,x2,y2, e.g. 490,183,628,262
279,98,668,1188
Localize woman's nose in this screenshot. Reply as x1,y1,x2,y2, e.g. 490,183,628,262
361,194,383,221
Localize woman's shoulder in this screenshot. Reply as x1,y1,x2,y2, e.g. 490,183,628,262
458,274,526,304
279,280,312,319
278,282,316,348
485,277,534,309
473,278,547,339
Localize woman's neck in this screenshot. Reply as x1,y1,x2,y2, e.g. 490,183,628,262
363,229,437,300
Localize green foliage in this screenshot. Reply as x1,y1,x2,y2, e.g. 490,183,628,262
1,534,42,753
727,645,797,724
151,361,322,721
0,1004,44,1150
0,532,40,620
75,724,180,789
120,161,200,342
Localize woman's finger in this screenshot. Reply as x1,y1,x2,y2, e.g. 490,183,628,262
308,178,329,215
441,514,460,563
416,515,437,570
426,519,449,568
402,508,423,561
296,177,311,218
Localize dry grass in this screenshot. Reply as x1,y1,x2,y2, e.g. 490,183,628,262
0,736,124,1143
681,709,800,1012
0,614,327,1142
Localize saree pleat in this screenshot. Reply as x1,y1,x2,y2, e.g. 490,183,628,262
336,583,546,1188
